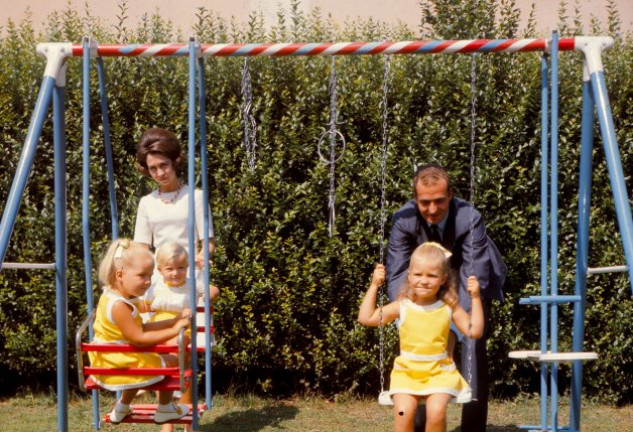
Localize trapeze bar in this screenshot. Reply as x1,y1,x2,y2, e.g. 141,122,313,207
519,295,581,305
587,265,627,274
65,38,581,58
1,262,56,270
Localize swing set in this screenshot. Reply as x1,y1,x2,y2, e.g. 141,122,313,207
0,33,631,432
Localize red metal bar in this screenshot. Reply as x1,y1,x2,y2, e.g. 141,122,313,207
84,366,187,376
81,342,180,353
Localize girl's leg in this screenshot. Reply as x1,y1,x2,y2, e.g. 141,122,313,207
179,383,196,431
158,354,178,431
158,354,179,404
424,393,452,432
109,389,138,424
119,389,138,405
393,393,420,432
156,354,190,429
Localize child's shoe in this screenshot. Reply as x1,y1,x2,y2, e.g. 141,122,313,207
154,402,189,424
109,403,132,424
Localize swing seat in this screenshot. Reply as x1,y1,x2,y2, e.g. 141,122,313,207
378,388,473,406
103,403,205,424
508,350,598,362
378,391,393,406
75,310,192,393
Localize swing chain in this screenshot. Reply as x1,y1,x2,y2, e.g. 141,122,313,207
466,52,478,389
317,57,346,237
379,55,391,264
378,55,391,395
241,58,257,171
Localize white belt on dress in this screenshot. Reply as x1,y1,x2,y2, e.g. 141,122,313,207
399,350,448,361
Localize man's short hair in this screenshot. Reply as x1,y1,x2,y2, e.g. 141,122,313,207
412,163,452,197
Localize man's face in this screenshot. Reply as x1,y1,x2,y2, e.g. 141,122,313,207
414,178,452,225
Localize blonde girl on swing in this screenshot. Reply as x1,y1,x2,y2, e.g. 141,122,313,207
358,242,484,432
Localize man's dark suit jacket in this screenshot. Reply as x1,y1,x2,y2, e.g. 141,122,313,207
386,197,507,308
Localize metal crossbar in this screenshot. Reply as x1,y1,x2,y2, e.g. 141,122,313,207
67,39,578,58
587,265,627,274
1,262,55,269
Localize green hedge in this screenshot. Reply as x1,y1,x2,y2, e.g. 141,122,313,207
0,0,631,404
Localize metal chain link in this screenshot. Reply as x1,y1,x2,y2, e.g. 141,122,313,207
241,58,257,171
378,54,391,394
466,53,478,389
317,57,346,237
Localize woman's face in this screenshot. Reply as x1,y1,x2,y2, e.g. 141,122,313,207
146,153,178,189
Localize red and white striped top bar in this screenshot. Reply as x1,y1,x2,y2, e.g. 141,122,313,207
70,38,577,57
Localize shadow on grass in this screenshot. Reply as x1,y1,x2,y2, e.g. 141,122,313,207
449,425,519,432
200,403,299,432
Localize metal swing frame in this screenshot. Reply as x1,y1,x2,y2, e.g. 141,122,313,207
0,34,631,432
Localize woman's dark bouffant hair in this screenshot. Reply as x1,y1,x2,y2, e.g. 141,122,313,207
135,127,185,176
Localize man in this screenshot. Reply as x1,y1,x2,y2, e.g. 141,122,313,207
386,163,507,432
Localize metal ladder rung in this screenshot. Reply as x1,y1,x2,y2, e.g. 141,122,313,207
1,262,56,270
587,265,627,275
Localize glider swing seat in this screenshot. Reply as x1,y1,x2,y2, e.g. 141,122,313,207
75,307,212,424
0,35,632,432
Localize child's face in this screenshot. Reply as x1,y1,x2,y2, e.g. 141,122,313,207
158,255,187,287
407,255,447,303
116,255,154,299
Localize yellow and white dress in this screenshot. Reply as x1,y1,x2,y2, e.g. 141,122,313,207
88,288,165,391
389,299,472,403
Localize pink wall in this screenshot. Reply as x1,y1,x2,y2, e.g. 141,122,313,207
1,0,631,36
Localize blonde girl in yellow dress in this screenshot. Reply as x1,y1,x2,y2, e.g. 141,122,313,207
89,238,192,425
358,242,484,432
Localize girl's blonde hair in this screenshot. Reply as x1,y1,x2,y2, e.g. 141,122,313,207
98,238,154,288
155,241,188,268
398,242,458,305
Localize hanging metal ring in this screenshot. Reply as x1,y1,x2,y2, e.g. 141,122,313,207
317,129,346,164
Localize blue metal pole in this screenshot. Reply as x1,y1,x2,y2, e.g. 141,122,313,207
187,38,199,430
81,38,101,430
54,82,69,432
198,55,214,410
549,30,560,432
96,58,119,240
590,70,633,295
0,77,55,264
569,72,595,432
539,53,550,432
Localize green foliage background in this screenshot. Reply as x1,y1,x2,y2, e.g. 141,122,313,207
0,0,631,404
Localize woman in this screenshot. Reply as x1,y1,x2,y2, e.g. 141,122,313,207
134,127,215,263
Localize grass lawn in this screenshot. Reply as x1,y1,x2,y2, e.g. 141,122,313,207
0,392,631,431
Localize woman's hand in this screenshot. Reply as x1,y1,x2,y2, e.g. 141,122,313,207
195,254,212,269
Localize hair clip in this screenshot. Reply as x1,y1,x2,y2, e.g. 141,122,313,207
113,239,130,259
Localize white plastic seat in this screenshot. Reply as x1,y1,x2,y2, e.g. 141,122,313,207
509,350,597,362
